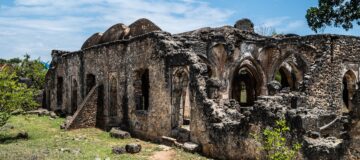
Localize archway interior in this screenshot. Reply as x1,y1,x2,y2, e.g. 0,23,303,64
343,70,357,110
96,85,105,130
109,77,117,116
171,69,191,130
232,68,257,106
275,66,292,90
71,79,78,114
274,61,304,91
134,69,150,111
57,77,63,107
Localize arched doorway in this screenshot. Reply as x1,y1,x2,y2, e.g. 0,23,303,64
274,61,304,91
343,70,357,110
134,69,150,111
57,77,63,108
71,79,78,114
232,67,258,106
96,85,105,130
171,69,191,130
109,77,117,116
274,66,295,90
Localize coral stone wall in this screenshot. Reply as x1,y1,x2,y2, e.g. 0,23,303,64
44,18,360,160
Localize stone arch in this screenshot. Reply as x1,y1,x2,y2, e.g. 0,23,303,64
231,58,264,106
96,84,105,130
274,61,304,91
272,53,308,91
56,77,64,108
230,56,266,95
71,79,78,114
171,68,191,129
109,76,118,116
343,70,357,110
134,69,150,111
208,43,228,79
275,65,292,89
258,46,282,81
266,44,311,83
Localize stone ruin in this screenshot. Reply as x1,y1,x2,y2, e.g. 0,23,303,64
43,18,360,159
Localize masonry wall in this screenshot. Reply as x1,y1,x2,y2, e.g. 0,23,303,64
45,25,360,159
48,33,174,139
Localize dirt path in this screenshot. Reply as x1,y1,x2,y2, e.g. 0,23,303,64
149,150,176,160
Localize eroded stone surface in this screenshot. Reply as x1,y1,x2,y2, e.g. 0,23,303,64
109,127,131,139
125,143,141,153
112,146,126,154
43,18,360,160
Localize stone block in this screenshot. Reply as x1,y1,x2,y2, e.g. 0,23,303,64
161,136,176,146
183,142,200,153
125,143,141,153
112,146,126,154
109,128,131,139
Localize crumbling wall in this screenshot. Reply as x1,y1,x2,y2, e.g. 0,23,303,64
66,85,98,130
44,18,360,160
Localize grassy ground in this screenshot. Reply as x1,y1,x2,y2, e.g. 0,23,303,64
0,115,207,160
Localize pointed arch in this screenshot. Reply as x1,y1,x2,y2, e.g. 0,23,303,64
272,53,308,91
71,79,78,114
109,76,118,116
343,70,357,110
56,77,64,108
171,68,191,129
231,58,264,106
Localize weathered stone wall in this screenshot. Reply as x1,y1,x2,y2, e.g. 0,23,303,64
66,85,98,129
44,18,360,160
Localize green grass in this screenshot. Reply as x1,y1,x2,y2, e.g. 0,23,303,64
0,115,207,160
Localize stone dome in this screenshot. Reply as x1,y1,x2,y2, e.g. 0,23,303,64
99,23,130,44
128,18,162,38
81,32,103,49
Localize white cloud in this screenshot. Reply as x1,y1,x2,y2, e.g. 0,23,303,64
0,0,233,61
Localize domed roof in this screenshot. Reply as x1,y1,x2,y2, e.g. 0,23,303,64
128,18,162,38
99,23,130,44
81,32,103,49
234,18,254,32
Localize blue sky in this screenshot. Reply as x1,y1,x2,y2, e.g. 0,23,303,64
0,0,359,61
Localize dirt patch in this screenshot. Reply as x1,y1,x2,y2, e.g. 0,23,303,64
150,150,176,160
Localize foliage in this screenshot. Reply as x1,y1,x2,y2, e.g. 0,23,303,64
0,68,38,127
306,0,360,32
14,54,47,90
262,120,301,160
1,54,47,90
0,58,21,64
275,70,282,83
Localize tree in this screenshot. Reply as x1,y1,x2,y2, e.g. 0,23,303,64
306,0,360,32
13,54,47,90
0,68,38,127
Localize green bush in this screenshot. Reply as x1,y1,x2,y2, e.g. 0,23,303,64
0,68,38,127
14,54,47,90
259,119,302,160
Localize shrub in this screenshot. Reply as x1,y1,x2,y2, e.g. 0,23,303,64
14,54,47,90
0,68,38,127
257,119,302,160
